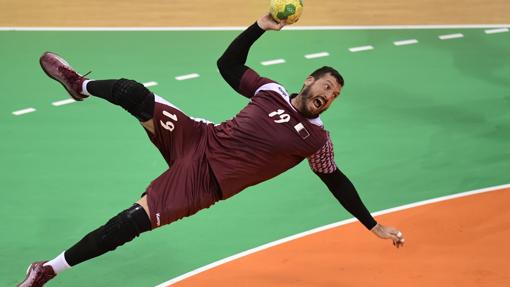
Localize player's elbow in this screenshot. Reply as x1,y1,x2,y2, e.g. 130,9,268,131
217,49,228,64
217,56,237,80
217,59,227,80
216,57,223,71
217,56,229,74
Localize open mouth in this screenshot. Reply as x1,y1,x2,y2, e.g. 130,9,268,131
313,97,325,109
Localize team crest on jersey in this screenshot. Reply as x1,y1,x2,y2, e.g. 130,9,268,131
294,123,310,139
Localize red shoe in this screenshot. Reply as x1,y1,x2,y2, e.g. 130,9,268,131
39,52,90,101
17,261,56,287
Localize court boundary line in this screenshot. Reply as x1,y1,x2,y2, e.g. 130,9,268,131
155,183,510,287
1,24,509,31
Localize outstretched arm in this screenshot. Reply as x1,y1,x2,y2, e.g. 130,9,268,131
309,139,405,248
315,169,405,248
217,14,285,98
315,169,377,230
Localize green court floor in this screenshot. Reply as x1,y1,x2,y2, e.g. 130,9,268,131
1,28,509,286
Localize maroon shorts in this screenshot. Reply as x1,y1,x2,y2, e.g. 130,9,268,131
143,95,221,229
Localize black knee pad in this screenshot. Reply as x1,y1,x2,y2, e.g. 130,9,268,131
112,79,155,122
65,204,151,266
98,204,152,252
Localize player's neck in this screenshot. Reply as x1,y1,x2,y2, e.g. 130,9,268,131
290,94,302,112
291,94,311,118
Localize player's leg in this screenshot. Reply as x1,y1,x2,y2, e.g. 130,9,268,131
17,196,152,287
39,52,156,134
83,78,156,133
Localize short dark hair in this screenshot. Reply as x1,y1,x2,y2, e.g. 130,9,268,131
309,66,344,87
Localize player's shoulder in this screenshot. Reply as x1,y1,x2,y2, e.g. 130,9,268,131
254,82,289,99
307,116,326,129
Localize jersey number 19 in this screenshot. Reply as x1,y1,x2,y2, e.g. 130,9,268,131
160,110,178,131
269,109,290,124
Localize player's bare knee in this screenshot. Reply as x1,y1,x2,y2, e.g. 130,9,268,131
112,79,155,122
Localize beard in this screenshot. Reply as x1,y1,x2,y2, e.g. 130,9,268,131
297,86,319,118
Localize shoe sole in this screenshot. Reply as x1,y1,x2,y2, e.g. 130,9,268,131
16,263,36,287
39,54,85,101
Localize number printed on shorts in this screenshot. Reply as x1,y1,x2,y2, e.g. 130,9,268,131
160,110,178,131
268,109,290,124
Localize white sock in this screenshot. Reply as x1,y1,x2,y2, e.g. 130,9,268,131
44,251,71,274
82,80,93,96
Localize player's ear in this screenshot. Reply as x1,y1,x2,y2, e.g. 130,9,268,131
304,76,314,86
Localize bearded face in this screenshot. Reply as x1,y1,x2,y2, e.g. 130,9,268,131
294,73,342,118
296,85,316,118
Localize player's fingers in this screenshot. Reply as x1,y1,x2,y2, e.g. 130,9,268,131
393,231,404,241
276,21,286,30
397,232,405,245
388,232,400,242
395,237,405,248
389,233,403,246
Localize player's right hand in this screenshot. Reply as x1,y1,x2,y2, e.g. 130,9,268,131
257,13,286,31
370,223,405,248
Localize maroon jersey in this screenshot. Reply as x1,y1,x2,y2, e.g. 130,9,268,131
206,69,331,199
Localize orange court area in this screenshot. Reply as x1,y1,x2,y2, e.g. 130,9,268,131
172,188,510,287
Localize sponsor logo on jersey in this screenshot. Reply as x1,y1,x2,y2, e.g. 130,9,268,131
278,86,289,98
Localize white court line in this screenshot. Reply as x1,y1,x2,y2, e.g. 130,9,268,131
143,81,158,87
349,45,374,52
175,73,199,81
156,183,510,287
261,59,286,66
394,39,419,46
12,108,36,116
52,99,76,107
485,28,509,34
305,52,330,59
1,24,509,31
439,33,464,40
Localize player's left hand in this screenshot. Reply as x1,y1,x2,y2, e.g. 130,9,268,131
257,13,286,31
370,223,405,248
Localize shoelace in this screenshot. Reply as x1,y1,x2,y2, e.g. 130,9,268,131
57,66,92,81
32,265,55,285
